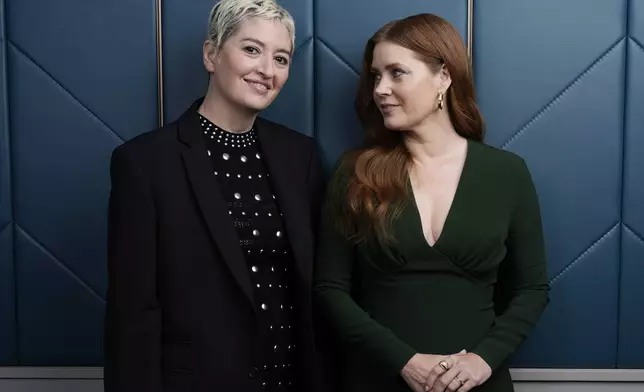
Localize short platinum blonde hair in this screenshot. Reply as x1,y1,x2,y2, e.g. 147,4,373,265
207,0,296,53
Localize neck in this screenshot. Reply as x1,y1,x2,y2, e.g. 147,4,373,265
403,113,465,163
198,88,257,133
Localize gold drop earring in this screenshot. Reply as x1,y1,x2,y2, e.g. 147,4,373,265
437,91,444,110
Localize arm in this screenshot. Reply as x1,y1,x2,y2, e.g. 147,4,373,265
306,139,326,241
104,145,162,392
470,158,550,371
313,166,417,375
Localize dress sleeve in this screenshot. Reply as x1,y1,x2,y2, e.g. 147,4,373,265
471,158,550,371
313,165,418,375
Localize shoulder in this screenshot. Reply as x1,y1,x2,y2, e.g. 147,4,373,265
256,117,316,149
469,140,532,183
115,122,177,154
110,121,179,171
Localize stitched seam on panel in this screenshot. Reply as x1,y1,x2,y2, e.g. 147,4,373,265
501,37,626,150
294,36,313,53
315,37,359,75
624,224,644,247
7,41,125,143
14,224,106,303
630,35,644,52
550,223,620,285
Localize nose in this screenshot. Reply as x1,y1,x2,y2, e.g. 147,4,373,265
256,54,275,78
374,78,391,96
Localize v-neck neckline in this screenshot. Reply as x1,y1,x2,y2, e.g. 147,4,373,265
406,138,472,251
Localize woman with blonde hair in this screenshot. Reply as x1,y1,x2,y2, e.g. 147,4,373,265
105,1,329,391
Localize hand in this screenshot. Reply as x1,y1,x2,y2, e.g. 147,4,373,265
401,353,450,392
425,351,492,392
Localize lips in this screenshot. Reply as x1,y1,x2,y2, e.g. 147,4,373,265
379,104,399,113
244,78,271,94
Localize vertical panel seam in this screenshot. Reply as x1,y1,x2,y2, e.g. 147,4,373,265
615,0,631,368
467,0,473,63
312,0,318,150
0,0,18,365
0,0,20,365
156,0,164,127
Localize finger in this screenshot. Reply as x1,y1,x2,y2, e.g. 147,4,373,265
447,375,464,391
425,357,452,391
431,367,461,392
457,379,477,392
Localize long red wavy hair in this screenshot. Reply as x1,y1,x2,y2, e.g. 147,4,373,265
334,13,485,245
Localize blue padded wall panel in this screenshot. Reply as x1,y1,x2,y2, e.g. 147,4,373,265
619,229,644,367
474,0,627,147
163,0,314,136
503,42,624,282
9,44,120,297
314,41,362,169
5,0,158,140
510,226,620,368
15,227,105,365
314,0,467,169
0,225,16,364
6,0,157,365
315,0,467,72
0,0,16,365
474,0,626,368
618,0,644,367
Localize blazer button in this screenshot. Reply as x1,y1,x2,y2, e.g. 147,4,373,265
249,366,259,378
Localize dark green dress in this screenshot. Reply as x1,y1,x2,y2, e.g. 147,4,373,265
313,139,550,391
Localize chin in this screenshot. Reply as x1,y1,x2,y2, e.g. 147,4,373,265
382,117,406,131
241,96,276,112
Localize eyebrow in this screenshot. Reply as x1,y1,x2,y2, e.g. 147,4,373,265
370,62,405,73
240,37,291,57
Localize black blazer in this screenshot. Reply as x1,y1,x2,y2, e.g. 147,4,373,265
104,99,330,392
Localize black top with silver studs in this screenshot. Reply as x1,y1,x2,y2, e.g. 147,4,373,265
199,114,297,390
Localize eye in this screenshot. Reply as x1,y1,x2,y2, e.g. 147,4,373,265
372,73,382,83
275,55,290,65
391,69,405,78
243,46,260,54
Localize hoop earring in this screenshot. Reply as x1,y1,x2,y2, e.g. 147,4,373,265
438,92,444,110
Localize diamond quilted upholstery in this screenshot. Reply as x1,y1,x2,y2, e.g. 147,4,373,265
5,0,158,364
618,0,644,368
0,0,642,370
0,0,17,365
475,0,629,368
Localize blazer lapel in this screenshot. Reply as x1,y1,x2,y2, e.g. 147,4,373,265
256,122,313,290
177,101,257,312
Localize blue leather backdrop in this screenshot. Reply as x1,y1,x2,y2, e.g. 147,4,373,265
0,0,642,369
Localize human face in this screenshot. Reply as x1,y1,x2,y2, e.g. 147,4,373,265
371,41,449,131
204,17,292,113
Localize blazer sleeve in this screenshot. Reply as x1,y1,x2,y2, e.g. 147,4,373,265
306,139,326,240
471,158,550,371
313,165,417,376
104,145,162,392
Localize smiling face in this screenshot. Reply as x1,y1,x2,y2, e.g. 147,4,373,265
203,17,292,113
371,41,450,131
